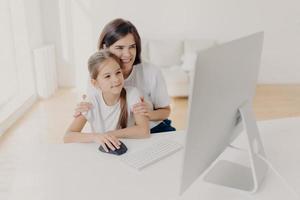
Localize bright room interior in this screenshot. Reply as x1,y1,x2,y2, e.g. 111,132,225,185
1,0,300,199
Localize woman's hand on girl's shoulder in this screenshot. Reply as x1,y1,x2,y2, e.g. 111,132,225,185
73,94,93,117
132,97,151,117
93,133,121,152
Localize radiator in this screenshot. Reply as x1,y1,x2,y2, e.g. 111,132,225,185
33,45,58,98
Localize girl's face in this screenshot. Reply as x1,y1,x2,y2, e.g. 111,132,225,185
108,34,136,78
92,58,124,95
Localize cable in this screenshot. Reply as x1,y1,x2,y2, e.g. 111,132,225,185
228,144,300,199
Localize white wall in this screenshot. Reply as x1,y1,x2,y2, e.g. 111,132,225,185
24,0,44,50
24,0,74,88
70,0,95,93
93,0,300,84
40,0,75,87
43,0,300,85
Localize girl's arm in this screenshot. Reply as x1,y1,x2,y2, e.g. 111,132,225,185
107,113,150,139
64,115,91,143
64,115,120,151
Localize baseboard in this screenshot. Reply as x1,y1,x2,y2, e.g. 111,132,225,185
0,94,37,136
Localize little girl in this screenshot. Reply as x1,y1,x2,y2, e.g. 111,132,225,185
64,50,149,152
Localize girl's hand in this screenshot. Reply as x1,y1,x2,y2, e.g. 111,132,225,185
132,97,151,117
93,134,121,152
73,95,93,117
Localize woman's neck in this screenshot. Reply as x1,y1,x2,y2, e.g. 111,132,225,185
101,91,120,106
123,67,134,79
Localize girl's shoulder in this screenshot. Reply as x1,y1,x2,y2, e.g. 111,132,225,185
86,89,101,103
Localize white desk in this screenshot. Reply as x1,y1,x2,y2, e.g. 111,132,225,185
9,118,300,200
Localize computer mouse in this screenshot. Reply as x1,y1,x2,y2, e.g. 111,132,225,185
98,141,127,155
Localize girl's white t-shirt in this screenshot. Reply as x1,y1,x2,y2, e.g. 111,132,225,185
87,62,170,128
83,86,141,133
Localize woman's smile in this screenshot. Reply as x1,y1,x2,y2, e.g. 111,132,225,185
121,58,132,63
111,83,122,88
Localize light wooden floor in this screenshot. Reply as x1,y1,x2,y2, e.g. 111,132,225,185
1,84,299,197
1,85,300,147
170,84,300,129
0,85,298,199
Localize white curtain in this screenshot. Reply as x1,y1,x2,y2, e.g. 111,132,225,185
0,0,18,108
0,0,36,132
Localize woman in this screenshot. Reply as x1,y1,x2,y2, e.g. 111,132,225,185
75,18,175,133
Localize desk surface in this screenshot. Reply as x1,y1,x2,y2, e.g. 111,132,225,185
9,118,300,200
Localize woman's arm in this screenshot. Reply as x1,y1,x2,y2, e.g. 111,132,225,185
64,115,120,151
107,113,150,139
133,99,171,121
148,105,171,121
73,101,93,117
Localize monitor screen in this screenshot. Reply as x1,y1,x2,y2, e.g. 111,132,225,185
179,32,267,194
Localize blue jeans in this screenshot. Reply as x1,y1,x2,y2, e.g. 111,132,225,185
150,119,176,134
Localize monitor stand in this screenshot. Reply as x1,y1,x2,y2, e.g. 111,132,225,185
203,102,268,193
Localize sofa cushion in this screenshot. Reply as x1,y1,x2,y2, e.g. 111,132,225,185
161,66,188,84
181,52,198,72
181,39,217,73
148,39,183,68
161,66,189,97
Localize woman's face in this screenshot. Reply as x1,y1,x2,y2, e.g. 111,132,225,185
108,34,137,78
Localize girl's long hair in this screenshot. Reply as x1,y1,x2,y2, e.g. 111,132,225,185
88,50,128,129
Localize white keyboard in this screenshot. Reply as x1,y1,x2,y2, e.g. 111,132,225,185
121,139,183,170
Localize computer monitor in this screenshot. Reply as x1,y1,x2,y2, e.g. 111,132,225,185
179,32,268,194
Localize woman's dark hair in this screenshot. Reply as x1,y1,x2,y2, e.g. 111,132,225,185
98,18,142,65
88,50,128,129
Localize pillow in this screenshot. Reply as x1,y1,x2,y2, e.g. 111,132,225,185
180,52,197,72
148,39,183,68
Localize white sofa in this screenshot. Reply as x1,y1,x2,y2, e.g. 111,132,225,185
141,38,217,97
